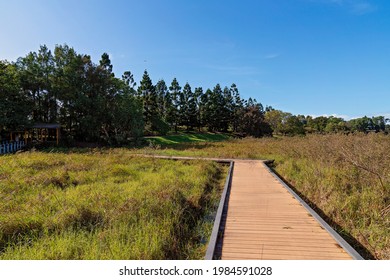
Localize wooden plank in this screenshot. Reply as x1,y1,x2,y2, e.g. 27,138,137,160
220,160,356,260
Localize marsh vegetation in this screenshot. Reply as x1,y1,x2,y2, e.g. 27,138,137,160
0,152,227,259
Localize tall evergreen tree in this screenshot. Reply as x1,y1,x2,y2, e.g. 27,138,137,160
180,82,192,129
199,88,210,129
222,86,234,132
209,84,224,131
194,87,203,131
122,71,136,90
231,83,244,132
155,79,168,118
168,78,181,132
137,70,157,132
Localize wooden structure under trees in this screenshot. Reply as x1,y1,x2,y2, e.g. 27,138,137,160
10,123,61,146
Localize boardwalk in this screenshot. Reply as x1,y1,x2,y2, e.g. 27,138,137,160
219,160,355,260
143,155,362,260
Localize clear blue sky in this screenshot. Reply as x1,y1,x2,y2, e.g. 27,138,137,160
1,0,389,119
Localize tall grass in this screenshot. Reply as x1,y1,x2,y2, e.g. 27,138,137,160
132,133,390,259
0,151,227,259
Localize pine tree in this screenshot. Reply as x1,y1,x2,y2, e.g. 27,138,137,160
231,83,244,133
137,70,157,132
222,86,234,132
155,79,168,119
168,78,181,132
193,87,203,131
180,83,191,129
209,84,224,131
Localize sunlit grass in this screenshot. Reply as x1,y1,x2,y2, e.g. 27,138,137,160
145,132,230,146
0,151,227,259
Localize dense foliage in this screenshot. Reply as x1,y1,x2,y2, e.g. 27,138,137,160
265,110,389,135
0,45,270,143
1,44,389,144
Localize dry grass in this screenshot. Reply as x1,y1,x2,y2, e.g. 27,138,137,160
132,133,390,259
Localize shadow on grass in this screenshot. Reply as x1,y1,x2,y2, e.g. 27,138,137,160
266,162,376,260
35,132,231,154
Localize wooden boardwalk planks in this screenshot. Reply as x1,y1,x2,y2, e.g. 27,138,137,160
220,160,353,260
141,154,361,260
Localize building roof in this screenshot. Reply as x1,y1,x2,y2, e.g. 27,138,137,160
32,123,61,129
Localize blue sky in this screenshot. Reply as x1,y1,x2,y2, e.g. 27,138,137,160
1,0,389,119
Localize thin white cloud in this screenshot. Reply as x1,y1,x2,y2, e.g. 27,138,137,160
310,0,377,15
310,113,390,121
203,64,261,76
264,53,281,60
350,2,377,15
310,113,351,120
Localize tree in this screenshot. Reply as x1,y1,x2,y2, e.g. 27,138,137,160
241,102,272,137
324,116,346,133
231,83,244,133
155,79,168,118
194,87,203,131
372,116,386,132
168,78,181,132
122,71,136,90
179,82,192,129
264,110,284,134
199,88,211,129
0,60,30,133
207,84,225,131
16,45,55,123
283,115,305,135
111,87,144,143
222,86,234,132
307,116,329,133
137,70,158,133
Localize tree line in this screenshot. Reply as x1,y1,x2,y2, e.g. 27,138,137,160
265,110,390,135
1,44,389,145
0,44,271,144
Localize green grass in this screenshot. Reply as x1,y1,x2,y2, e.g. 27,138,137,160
144,132,231,146
0,151,227,259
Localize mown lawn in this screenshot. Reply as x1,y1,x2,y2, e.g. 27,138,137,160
0,151,227,259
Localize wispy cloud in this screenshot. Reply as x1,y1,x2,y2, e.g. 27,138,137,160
311,113,352,120
311,0,377,15
264,53,281,60
202,64,261,76
310,112,390,121
350,2,377,15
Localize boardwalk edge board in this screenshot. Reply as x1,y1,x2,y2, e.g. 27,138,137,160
205,161,234,260
262,162,364,260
